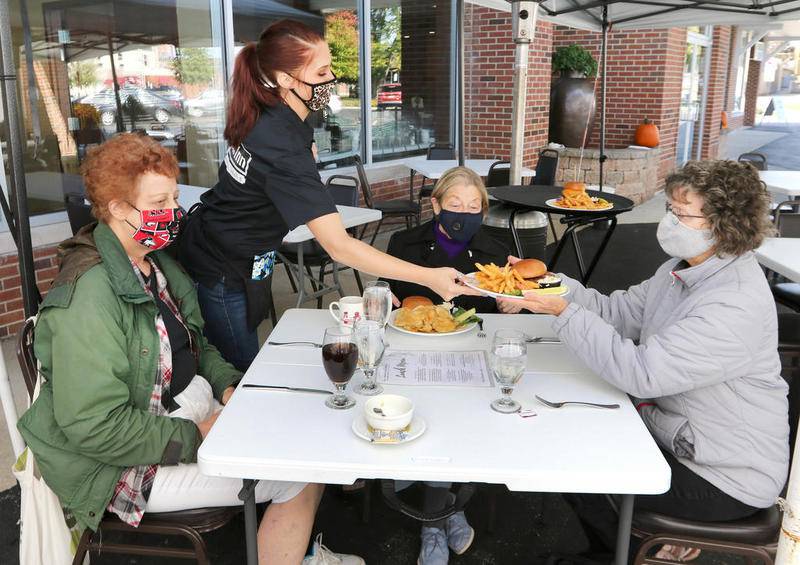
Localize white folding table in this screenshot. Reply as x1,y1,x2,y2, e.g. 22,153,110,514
199,309,671,565
759,171,800,199
756,238,800,282
278,205,382,307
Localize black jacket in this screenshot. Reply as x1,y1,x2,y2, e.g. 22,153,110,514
381,221,511,313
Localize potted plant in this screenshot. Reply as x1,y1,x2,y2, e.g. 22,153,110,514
549,44,598,148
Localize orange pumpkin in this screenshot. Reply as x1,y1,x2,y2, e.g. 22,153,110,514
634,118,660,148
721,111,728,129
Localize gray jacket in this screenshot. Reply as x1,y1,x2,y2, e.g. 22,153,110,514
553,252,789,508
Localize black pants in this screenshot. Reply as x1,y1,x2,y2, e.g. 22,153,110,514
563,450,761,554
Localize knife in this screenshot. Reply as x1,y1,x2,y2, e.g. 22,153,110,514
525,336,561,344
267,341,322,348
242,384,332,395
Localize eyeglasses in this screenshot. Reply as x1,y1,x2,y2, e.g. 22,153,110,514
665,203,704,220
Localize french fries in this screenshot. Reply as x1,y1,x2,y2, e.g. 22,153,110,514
474,262,539,295
554,192,611,210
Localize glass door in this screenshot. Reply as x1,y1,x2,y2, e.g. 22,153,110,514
677,30,711,166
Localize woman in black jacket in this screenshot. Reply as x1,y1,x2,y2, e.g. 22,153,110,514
383,166,521,315
381,167,520,565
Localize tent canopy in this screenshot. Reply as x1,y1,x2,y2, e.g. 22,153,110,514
483,0,800,30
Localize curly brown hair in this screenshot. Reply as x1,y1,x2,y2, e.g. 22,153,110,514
81,133,179,222
665,160,774,256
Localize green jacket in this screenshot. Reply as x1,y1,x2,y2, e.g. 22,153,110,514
17,222,241,532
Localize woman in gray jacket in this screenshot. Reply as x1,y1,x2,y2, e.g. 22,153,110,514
502,160,789,561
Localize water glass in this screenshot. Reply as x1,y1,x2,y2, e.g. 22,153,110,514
353,319,385,396
489,329,526,414
362,280,392,327
321,326,358,410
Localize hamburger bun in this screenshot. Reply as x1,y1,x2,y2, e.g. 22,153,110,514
401,295,434,309
511,258,548,280
563,181,587,197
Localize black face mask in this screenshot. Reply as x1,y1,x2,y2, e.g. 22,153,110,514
436,209,483,242
290,73,337,112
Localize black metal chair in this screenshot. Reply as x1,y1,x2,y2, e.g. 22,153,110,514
64,193,95,235
738,152,768,171
532,149,560,188
415,144,458,211
14,319,240,565
278,177,365,307
770,201,800,313
532,149,561,241
486,160,511,188
350,155,420,246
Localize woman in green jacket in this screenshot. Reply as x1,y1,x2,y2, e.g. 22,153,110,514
17,134,362,564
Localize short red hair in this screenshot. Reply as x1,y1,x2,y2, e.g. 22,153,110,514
81,133,179,222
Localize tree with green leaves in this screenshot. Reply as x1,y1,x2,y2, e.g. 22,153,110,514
326,11,359,84
170,47,214,86
68,61,98,91
371,7,401,96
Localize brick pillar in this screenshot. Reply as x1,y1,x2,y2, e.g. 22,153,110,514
744,59,761,126
463,5,552,168
699,26,731,160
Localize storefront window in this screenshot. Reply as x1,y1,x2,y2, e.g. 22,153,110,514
3,0,227,215
371,0,453,162
733,31,753,113
233,0,362,170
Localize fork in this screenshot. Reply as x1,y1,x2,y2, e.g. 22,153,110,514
524,335,561,344
535,395,620,409
477,319,486,339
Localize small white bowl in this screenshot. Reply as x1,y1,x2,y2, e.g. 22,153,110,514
364,394,414,431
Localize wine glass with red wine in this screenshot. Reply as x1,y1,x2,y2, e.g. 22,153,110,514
322,326,358,410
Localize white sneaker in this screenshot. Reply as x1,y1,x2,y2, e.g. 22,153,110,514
302,533,366,565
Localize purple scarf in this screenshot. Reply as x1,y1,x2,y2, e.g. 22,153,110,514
434,222,469,259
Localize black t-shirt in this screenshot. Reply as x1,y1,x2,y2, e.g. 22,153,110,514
179,103,337,287
148,273,197,410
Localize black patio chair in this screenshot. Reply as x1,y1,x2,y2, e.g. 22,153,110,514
738,152,768,171
64,192,95,235
278,176,365,307
350,155,420,246
532,149,561,241
770,201,800,313
15,319,240,565
486,160,511,188
415,144,458,210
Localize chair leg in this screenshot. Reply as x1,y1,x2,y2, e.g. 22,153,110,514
354,270,364,295
369,219,384,246
72,529,93,565
283,262,298,293
172,523,211,565
317,261,327,309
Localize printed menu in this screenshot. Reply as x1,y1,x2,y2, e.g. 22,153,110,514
376,350,493,387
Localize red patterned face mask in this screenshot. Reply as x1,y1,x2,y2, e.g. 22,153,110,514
126,206,186,250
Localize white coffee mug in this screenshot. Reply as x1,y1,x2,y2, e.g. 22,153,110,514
329,296,364,327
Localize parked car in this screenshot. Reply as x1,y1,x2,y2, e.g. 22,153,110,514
185,88,225,117
377,83,402,109
82,86,183,126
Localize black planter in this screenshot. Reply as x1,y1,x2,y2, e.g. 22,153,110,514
549,73,596,148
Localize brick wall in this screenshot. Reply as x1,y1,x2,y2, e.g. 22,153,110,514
463,5,553,167
0,246,60,339
699,26,731,160
744,59,761,127
552,26,686,187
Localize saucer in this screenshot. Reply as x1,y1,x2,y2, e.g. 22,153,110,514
352,415,427,445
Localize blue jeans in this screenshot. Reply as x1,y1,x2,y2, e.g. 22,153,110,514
196,280,259,372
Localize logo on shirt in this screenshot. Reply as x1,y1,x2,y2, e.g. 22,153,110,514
224,144,252,184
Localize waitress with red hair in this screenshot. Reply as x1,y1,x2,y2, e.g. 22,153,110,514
179,19,476,371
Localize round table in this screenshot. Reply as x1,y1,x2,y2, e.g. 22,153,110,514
488,185,636,284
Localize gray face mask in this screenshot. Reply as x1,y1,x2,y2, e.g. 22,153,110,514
656,212,714,260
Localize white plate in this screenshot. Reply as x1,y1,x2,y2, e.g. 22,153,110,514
387,309,477,337
352,415,427,445
545,197,614,212
461,272,570,301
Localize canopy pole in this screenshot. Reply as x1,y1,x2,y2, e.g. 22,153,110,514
510,2,538,185
599,5,608,192
457,0,465,166
0,0,40,319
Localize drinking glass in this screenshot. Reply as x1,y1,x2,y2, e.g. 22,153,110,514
489,329,527,414
362,280,392,327
321,326,358,410
353,319,385,396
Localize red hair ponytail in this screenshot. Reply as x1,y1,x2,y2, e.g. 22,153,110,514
224,20,324,148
